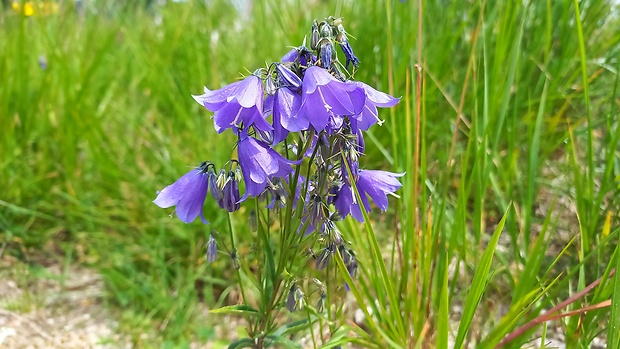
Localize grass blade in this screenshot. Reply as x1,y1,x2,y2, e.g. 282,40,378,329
454,205,509,348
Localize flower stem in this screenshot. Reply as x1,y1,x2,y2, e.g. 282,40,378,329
227,212,247,304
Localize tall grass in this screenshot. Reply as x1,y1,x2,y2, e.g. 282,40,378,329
1,0,620,347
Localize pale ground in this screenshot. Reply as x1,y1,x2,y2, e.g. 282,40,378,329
0,262,121,349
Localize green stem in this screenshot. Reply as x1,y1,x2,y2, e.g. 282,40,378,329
227,212,247,305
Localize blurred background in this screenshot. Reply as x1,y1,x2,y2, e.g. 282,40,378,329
1,0,620,348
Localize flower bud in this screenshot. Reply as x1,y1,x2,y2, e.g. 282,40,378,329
234,167,243,182
319,38,333,70
265,75,277,96
249,209,257,232
276,64,302,91
286,284,298,312
317,290,327,313
310,20,320,50
316,244,335,270
231,248,240,270
206,234,218,263
319,21,331,38
256,128,274,144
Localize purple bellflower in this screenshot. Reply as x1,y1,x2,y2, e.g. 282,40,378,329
334,169,404,222
295,66,365,132
193,74,272,134
351,81,400,132
153,162,214,224
237,136,299,199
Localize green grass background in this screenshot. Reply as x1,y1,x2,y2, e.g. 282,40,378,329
1,0,620,347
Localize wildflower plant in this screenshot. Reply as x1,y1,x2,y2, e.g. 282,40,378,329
154,16,402,348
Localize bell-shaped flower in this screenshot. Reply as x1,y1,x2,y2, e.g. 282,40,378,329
237,136,299,199
294,66,365,132
350,81,400,132
193,75,272,133
273,87,305,133
334,169,404,222
153,162,214,224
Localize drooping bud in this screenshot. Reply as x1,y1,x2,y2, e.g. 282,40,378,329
319,38,333,70
265,74,277,95
276,63,302,91
308,194,326,228
335,24,360,69
316,243,335,270
256,128,274,144
249,209,257,232
206,234,218,263
231,248,240,270
319,21,331,38
339,39,360,70
346,252,358,279
317,290,327,313
286,284,298,312
234,166,243,182
310,20,320,50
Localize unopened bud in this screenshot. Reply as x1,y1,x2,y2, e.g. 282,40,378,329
276,64,302,91
206,234,218,263
310,20,320,50
231,248,240,270
286,284,298,312
249,209,257,232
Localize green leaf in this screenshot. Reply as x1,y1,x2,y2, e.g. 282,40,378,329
454,205,509,348
608,242,620,348
211,305,261,319
227,338,254,349
272,318,312,337
436,249,450,349
265,334,301,348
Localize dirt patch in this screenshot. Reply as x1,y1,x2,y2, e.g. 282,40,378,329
0,261,122,348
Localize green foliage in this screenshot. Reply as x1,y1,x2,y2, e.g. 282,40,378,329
1,0,620,347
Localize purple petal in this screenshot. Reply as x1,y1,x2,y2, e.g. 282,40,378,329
153,169,210,224
235,76,264,109
237,137,298,197
275,88,307,132
192,82,243,111
357,170,404,211
355,81,400,107
281,48,298,63
276,64,302,91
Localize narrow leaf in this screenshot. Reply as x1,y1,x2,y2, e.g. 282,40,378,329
454,205,509,348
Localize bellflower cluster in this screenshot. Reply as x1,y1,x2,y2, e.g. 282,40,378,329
153,17,403,327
